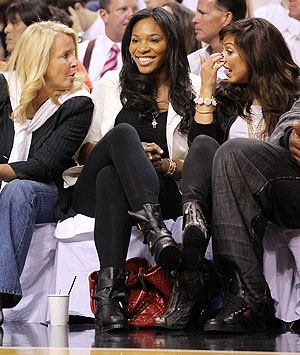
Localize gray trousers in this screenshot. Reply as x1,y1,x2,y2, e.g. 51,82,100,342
212,138,300,315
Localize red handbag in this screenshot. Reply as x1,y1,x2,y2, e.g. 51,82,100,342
89,257,172,328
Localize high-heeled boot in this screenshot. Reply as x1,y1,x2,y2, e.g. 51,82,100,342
129,203,180,270
154,269,207,329
182,202,208,253
92,267,128,332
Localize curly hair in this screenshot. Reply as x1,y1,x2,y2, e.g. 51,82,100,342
119,7,195,134
216,17,300,136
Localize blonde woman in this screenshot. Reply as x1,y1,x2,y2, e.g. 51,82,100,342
0,21,94,325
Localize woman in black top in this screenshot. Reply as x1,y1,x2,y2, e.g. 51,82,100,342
72,8,201,331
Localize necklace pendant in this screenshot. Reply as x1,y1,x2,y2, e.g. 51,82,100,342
152,118,158,129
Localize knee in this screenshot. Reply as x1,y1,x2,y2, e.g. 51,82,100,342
215,139,239,158
110,123,139,144
1,179,33,197
191,135,220,154
0,179,37,208
213,138,256,168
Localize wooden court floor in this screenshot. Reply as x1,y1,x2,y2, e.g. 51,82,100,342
1,350,300,355
1,321,300,354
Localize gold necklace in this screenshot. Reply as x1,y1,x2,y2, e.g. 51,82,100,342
246,105,266,140
247,117,266,140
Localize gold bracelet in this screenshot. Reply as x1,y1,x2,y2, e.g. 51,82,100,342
196,107,214,114
164,158,177,177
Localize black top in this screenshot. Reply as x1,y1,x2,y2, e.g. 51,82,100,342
115,108,170,158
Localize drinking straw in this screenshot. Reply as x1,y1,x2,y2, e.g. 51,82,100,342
68,276,77,295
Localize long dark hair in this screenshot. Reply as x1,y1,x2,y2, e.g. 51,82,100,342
120,8,195,134
216,17,300,136
6,0,52,26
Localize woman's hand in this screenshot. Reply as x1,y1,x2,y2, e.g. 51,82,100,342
289,121,300,165
200,53,226,94
68,6,84,34
0,164,17,181
142,142,167,173
78,142,96,165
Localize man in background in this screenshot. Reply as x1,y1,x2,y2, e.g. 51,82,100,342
188,0,247,79
78,0,138,84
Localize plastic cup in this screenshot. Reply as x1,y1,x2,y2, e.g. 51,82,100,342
49,324,69,348
48,294,69,326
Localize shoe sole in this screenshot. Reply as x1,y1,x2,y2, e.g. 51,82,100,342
204,323,265,334
95,319,129,332
182,223,207,247
156,243,181,271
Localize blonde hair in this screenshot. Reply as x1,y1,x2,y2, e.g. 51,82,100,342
6,21,83,123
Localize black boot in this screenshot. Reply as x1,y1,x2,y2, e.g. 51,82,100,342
129,203,180,270
154,270,206,329
204,269,274,333
182,202,208,252
198,261,226,326
0,310,3,326
92,267,128,332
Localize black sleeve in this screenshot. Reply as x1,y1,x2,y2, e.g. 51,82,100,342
279,126,293,149
188,110,218,144
10,96,94,182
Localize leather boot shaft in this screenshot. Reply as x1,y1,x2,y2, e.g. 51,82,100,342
129,203,180,270
182,202,208,253
92,267,128,332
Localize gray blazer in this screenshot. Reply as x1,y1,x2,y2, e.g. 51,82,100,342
270,98,300,146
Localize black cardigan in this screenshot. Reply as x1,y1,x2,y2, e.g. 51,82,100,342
188,105,237,145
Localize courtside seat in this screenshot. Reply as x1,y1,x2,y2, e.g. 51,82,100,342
2,217,300,324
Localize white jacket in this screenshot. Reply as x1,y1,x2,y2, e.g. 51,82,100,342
91,70,202,160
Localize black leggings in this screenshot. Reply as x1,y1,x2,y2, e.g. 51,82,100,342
72,123,181,269
182,135,220,222
180,135,220,269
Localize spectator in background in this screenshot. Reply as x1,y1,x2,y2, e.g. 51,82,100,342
163,2,201,55
45,0,105,40
188,0,246,79
86,0,100,11
0,0,12,61
48,5,74,27
78,0,138,84
254,0,300,67
4,0,52,54
289,0,300,21
144,0,180,8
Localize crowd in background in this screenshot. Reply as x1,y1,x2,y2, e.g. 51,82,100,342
0,0,300,336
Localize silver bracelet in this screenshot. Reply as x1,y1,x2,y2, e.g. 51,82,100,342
164,158,177,177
